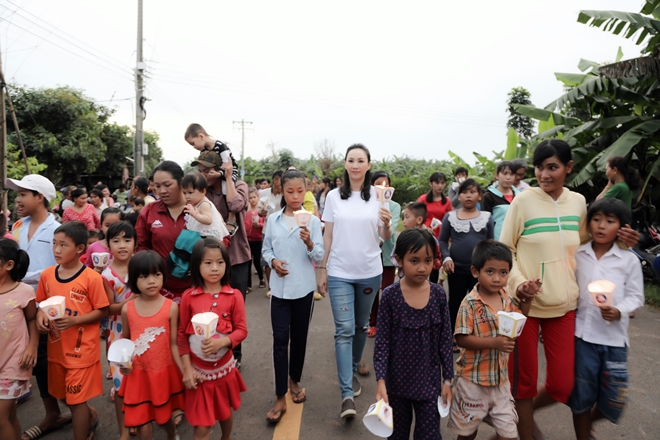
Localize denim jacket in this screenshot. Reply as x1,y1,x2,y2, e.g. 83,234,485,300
262,209,324,299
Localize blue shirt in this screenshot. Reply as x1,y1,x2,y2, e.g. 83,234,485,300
262,209,324,300
15,214,60,290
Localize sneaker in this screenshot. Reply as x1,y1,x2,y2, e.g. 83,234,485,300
340,397,356,418
352,375,361,397
314,292,322,300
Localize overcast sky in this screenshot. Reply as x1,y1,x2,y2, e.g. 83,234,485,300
1,0,645,170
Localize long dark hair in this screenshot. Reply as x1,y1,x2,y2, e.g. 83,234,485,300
280,169,307,209
0,238,29,281
425,172,447,204
608,156,642,191
339,144,372,201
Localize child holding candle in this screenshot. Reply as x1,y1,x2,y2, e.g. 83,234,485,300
448,240,537,440
568,198,644,440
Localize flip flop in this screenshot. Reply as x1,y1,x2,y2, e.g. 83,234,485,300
87,417,99,440
172,411,185,427
259,281,266,289
291,388,306,404
22,416,73,440
266,408,287,424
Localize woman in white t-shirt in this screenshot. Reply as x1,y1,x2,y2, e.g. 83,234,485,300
318,144,393,419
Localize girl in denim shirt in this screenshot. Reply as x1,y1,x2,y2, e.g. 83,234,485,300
262,169,324,424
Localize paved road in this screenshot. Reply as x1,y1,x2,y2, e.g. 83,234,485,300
16,274,660,439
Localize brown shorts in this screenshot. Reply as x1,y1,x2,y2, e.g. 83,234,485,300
447,377,518,439
48,362,103,405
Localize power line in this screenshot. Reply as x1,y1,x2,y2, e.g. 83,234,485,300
2,1,132,75
3,20,134,82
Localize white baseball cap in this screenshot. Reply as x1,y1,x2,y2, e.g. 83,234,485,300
6,175,57,202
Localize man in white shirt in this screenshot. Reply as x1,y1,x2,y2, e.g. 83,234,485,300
6,175,71,439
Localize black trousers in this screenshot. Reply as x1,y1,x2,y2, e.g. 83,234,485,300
34,333,51,398
271,292,314,397
447,272,477,333
248,240,264,288
231,260,251,363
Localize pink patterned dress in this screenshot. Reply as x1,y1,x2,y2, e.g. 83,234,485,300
102,266,131,393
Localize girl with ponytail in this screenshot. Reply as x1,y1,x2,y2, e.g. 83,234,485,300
597,156,642,209
0,238,37,440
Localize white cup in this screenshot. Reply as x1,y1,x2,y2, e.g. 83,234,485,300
91,252,110,268
363,399,394,438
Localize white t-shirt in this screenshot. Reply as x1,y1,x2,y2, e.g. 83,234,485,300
322,187,383,280
261,187,283,234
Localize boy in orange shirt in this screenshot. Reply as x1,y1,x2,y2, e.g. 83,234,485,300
36,221,109,440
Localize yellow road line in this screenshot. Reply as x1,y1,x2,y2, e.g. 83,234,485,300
272,389,303,440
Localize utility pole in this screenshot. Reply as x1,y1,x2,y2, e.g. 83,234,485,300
233,119,252,179
134,0,145,177
0,41,6,210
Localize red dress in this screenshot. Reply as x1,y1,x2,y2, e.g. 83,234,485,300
118,299,184,427
178,285,247,426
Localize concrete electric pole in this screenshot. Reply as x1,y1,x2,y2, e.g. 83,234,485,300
233,119,252,179
134,0,145,177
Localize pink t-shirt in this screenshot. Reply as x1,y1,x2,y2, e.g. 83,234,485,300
0,283,36,380
85,240,110,268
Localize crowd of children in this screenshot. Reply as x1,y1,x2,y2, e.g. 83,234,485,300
0,135,647,440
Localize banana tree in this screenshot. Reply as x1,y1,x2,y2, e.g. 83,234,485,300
510,0,660,205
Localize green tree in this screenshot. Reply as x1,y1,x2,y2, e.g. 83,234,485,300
6,84,144,185
512,0,660,204
143,131,165,178
507,87,535,139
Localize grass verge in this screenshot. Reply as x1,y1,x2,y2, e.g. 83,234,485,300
644,282,660,308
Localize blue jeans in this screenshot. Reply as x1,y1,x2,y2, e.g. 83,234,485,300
328,274,381,399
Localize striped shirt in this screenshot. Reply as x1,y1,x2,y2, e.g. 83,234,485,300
455,285,520,387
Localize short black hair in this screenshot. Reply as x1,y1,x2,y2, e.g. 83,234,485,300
455,166,468,176
587,198,632,228
87,230,100,240
496,161,515,174
0,238,29,281
533,139,572,167
29,190,50,209
371,170,390,186
124,211,139,228
106,221,137,244
130,196,145,206
404,202,427,223
181,172,208,192
127,250,167,294
458,178,482,195
189,238,232,288
89,189,103,198
272,170,283,181
471,239,512,271
393,228,437,261
512,159,527,172
119,184,127,190
54,221,89,248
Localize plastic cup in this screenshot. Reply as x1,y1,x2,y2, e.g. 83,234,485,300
363,399,394,438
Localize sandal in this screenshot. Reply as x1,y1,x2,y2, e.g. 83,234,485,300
267,408,287,424
22,416,73,440
453,342,460,353
87,417,99,440
172,411,185,427
366,327,377,338
259,280,266,289
291,388,306,404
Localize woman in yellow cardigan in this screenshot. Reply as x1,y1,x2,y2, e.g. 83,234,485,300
499,139,638,440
